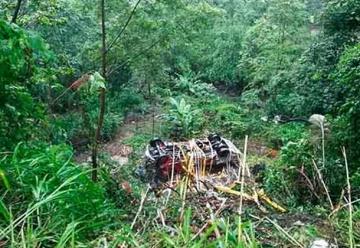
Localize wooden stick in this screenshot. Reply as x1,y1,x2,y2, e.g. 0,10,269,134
131,186,150,230
208,204,221,239
312,159,334,210
257,189,286,213
214,185,253,200
265,217,304,248
238,135,248,244
342,147,354,248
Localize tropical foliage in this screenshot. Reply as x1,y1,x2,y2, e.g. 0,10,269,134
1,0,360,247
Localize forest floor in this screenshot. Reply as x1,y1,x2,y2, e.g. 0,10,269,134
75,114,147,164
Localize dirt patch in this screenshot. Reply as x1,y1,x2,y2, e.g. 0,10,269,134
74,110,159,165
74,112,153,164
103,143,133,157
247,140,279,158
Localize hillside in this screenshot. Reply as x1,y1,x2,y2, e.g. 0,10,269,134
0,0,359,247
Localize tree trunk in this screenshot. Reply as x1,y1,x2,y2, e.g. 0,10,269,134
11,0,22,24
92,0,107,181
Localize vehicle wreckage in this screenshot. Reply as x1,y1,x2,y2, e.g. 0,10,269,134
135,134,287,213
136,134,242,189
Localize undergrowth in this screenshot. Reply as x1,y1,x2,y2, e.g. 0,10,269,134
0,143,119,246
1,2,359,246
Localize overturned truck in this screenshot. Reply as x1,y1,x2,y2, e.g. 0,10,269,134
135,134,287,213
136,134,242,189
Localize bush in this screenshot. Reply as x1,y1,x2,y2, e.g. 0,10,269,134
0,143,118,245
102,111,123,141
264,127,315,205
211,103,248,138
54,85,145,146
174,73,217,100
0,20,51,150
164,97,202,139
203,99,267,139
332,44,360,167
110,88,146,113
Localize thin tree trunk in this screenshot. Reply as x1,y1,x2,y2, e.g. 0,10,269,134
11,0,22,24
92,0,107,181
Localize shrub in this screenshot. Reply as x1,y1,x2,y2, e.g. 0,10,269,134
204,100,266,139
110,88,146,113
174,73,217,100
102,111,123,141
332,44,360,167
164,97,202,139
264,134,316,205
0,143,118,246
0,20,51,150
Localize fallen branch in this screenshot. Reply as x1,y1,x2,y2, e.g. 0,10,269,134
214,185,253,201
256,189,286,213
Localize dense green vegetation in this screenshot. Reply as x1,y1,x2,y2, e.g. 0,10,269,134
1,0,360,247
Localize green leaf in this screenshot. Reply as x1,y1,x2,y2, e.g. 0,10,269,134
0,199,10,222
0,169,10,190
89,72,106,93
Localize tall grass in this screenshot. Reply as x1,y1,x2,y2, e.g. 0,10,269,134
158,207,260,248
0,143,118,247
